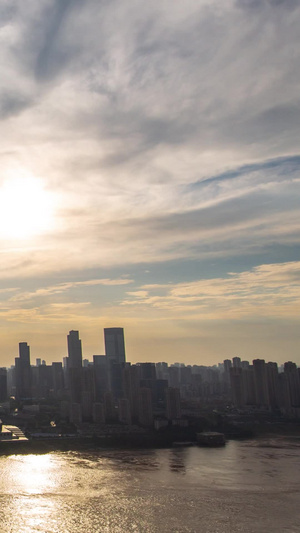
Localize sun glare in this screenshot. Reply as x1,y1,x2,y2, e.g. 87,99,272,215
9,454,57,494
0,172,55,240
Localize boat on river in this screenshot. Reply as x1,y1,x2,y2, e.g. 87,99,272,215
196,432,226,447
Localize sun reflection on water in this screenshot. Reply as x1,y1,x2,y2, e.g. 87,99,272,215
2,454,62,533
9,454,58,494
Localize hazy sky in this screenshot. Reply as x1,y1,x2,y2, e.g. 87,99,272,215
0,0,299,366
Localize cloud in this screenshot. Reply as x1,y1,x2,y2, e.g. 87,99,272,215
0,153,299,278
237,0,299,11
0,1,299,362
122,261,300,319
0,301,93,324
8,278,134,303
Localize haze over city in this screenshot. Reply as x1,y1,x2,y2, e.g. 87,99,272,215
0,0,299,366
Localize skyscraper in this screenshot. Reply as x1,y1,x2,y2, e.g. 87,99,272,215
19,342,30,364
232,357,241,368
253,359,270,407
67,330,82,368
67,331,83,406
15,342,32,399
284,362,300,407
104,328,126,364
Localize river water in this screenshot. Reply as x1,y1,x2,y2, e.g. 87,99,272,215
0,436,299,532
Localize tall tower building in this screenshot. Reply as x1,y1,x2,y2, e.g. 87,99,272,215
104,328,126,399
266,362,279,409
67,331,83,408
229,366,245,407
104,328,126,364
19,342,30,364
123,364,141,421
232,357,242,368
253,359,270,408
223,359,232,392
15,342,32,399
284,362,300,407
67,330,82,368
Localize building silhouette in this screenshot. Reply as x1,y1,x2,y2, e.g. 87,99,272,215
15,342,32,399
67,330,83,368
0,368,7,402
104,328,126,364
166,387,181,420
253,359,270,408
67,331,83,406
1,328,300,433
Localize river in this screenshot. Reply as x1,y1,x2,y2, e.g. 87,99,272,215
0,435,299,532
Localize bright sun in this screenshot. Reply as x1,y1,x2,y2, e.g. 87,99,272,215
0,172,55,240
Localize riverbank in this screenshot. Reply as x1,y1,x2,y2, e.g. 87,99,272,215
1,424,300,455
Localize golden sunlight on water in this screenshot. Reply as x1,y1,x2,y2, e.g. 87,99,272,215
9,454,57,494
1,454,61,533
0,442,299,533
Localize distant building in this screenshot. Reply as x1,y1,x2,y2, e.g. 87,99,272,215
104,328,126,400
266,362,279,409
37,364,53,398
169,366,180,388
241,361,250,369
232,357,241,368
67,331,83,404
118,398,132,425
81,366,95,418
284,362,300,407
166,387,181,420
52,362,64,398
69,368,82,404
104,391,117,422
67,330,83,368
223,359,232,392
15,342,32,399
138,388,153,427
229,367,245,407
0,368,7,402
104,328,126,364
82,391,93,420
138,363,156,381
123,363,141,421
253,359,270,408
93,355,109,401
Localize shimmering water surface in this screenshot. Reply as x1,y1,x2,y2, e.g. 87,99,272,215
0,437,300,532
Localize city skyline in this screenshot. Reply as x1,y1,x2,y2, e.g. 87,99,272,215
5,328,300,425
0,2,299,366
1,327,298,370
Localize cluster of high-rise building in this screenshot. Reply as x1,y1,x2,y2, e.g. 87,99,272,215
226,357,300,416
1,328,183,427
0,328,299,427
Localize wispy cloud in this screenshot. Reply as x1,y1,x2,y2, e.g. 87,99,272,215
8,278,134,303
123,262,300,319
0,1,299,362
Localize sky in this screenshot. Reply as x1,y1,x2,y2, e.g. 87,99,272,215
0,0,299,367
